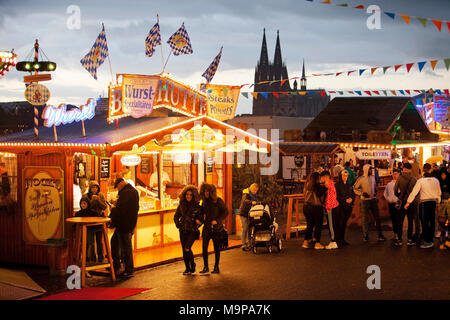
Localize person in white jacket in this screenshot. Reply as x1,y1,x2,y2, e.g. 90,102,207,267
405,163,441,249
383,169,400,241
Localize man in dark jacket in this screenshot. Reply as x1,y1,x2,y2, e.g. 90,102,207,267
335,170,355,247
110,178,139,278
394,163,419,246
238,183,259,251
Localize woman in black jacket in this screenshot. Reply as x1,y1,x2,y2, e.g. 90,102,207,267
199,183,228,274
174,185,203,275
334,169,355,247
302,172,327,250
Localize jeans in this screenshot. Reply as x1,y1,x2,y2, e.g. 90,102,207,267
360,199,382,237
239,215,249,247
303,204,323,242
334,205,352,244
111,230,134,273
202,229,221,268
419,201,436,244
396,203,415,241
388,203,399,236
180,231,196,271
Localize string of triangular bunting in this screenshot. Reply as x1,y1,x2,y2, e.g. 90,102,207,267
304,0,450,34
239,58,450,89
241,88,449,100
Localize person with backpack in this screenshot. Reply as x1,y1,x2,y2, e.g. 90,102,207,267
302,172,327,250
404,163,441,249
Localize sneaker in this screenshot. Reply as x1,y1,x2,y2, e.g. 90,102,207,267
363,235,369,242
378,234,386,242
420,242,434,249
182,269,191,276
406,239,415,246
199,267,209,274
394,240,402,247
325,241,338,250
439,244,448,250
314,242,325,250
302,240,311,249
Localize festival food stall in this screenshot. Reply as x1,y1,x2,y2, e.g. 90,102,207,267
0,73,271,271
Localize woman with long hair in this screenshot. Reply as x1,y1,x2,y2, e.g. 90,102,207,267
302,171,327,250
199,183,228,274
174,185,203,275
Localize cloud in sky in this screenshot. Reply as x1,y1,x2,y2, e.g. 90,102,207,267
0,0,449,114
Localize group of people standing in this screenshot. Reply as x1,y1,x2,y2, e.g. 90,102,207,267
384,161,449,249
174,183,228,275
302,157,450,250
302,169,357,249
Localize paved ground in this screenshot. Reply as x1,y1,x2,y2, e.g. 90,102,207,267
114,226,449,300
8,221,449,300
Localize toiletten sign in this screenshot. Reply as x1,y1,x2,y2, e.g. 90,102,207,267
355,149,391,160
108,74,207,121
205,84,240,121
23,167,64,245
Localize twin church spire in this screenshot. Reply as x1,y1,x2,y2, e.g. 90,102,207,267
254,29,306,92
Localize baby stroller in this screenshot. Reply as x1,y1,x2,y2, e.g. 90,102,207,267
248,202,282,254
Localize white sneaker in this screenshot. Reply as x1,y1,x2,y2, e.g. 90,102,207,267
325,241,338,250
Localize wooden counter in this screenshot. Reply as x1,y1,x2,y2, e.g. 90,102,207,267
133,207,178,252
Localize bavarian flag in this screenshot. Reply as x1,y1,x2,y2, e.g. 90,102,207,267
202,47,223,83
145,16,162,58
167,23,193,56
80,24,109,80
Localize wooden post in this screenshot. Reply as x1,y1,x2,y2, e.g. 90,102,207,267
285,197,293,240
157,151,163,201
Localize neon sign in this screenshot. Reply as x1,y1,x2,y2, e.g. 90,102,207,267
42,99,96,127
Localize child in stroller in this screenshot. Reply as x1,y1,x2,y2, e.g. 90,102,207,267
247,202,282,253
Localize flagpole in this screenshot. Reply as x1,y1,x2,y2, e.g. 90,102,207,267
103,23,114,84
162,49,173,74
158,14,165,72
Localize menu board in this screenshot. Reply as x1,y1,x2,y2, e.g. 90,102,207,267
100,158,111,180
140,157,151,174
206,156,214,173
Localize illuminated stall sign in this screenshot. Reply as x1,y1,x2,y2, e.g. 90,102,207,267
205,84,240,121
23,166,64,245
108,74,207,122
42,99,96,127
434,95,449,129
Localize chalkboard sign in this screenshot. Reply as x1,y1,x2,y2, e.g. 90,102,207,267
100,158,111,180
141,157,151,174
206,156,214,173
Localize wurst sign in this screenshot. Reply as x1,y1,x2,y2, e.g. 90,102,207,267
108,74,207,122
355,149,391,160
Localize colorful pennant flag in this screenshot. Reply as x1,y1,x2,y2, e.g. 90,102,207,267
445,58,450,70
430,60,439,70
80,24,109,80
432,20,443,32
406,63,414,72
383,66,391,74
371,67,378,75
417,61,426,72
417,17,428,28
384,12,396,20
359,69,366,76
399,15,411,24
167,23,193,56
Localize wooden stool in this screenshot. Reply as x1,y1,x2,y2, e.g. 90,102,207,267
66,217,116,287
284,194,305,239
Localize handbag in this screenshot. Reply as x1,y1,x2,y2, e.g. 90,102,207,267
212,225,228,250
